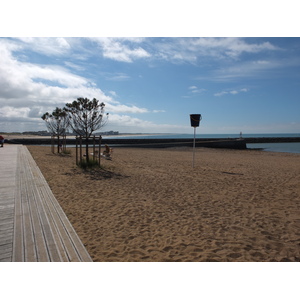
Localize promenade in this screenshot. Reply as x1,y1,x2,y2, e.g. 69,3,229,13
0,144,92,262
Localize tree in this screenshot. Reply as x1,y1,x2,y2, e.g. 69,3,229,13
65,97,108,162
41,107,69,153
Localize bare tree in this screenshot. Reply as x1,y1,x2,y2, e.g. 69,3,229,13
41,107,69,153
65,97,108,161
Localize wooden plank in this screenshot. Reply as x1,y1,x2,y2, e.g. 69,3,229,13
0,235,13,245
12,147,24,262
23,152,50,262
31,185,62,262
37,187,69,261
40,188,81,262
0,223,14,232
0,255,11,260
21,174,37,262
0,145,17,262
38,170,91,261
0,243,13,261
18,145,44,262
24,146,92,262
0,217,14,226
0,231,13,239
7,145,93,262
24,147,66,262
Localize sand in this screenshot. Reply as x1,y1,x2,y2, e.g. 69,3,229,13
27,145,300,262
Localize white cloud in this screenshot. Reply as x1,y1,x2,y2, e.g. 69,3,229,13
191,88,205,94
214,88,249,97
0,38,152,132
1,106,30,119
88,37,151,63
154,37,280,63
108,91,117,97
24,63,88,87
190,37,278,58
64,61,86,71
108,113,187,133
214,91,228,97
104,73,131,81
206,60,284,82
0,40,94,103
105,103,148,114
183,85,206,98
16,37,71,56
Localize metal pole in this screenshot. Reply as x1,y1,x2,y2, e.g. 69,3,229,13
192,127,196,168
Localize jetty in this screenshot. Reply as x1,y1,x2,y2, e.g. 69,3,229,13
7,137,247,149
6,136,300,149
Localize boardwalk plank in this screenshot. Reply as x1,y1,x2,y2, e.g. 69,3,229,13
12,147,24,262
0,236,13,245
37,172,86,261
19,148,37,262
1,145,92,262
0,255,11,261
22,151,50,262
0,231,13,240
25,146,91,262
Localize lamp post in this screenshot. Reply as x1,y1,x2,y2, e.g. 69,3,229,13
190,114,202,168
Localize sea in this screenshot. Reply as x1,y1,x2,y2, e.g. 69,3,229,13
105,133,300,154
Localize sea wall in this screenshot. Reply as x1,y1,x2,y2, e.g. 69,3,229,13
7,137,300,149
7,137,247,149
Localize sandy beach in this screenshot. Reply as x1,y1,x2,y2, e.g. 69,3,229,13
27,145,300,262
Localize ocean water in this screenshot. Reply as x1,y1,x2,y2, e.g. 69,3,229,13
247,143,300,154
106,133,300,154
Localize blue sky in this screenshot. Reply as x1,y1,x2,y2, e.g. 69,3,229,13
0,36,299,134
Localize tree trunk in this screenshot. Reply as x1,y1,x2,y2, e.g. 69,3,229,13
57,135,60,153
85,137,89,162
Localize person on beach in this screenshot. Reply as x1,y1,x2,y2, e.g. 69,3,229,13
0,135,4,147
59,141,63,153
103,144,112,158
103,144,110,156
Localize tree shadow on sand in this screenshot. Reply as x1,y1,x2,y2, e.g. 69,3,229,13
64,166,127,181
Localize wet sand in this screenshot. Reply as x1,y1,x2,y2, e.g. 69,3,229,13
27,145,300,262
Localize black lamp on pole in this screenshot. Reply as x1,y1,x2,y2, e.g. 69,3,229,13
190,114,202,168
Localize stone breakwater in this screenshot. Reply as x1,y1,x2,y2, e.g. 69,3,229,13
6,137,300,149
7,137,245,149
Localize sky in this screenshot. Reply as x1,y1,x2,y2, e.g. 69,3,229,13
1,0,300,135
0,36,300,135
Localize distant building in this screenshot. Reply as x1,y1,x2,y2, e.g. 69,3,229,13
99,131,119,136
22,131,51,136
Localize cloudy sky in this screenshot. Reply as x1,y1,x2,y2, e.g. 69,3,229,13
0,36,300,134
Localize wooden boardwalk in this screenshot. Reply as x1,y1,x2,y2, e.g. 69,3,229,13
0,144,92,262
